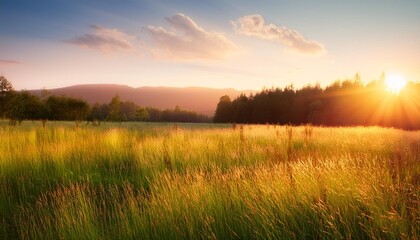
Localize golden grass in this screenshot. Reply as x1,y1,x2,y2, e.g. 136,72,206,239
0,121,419,239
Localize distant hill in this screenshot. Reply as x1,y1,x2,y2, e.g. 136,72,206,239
30,84,253,116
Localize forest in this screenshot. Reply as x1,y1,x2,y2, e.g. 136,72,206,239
2,74,420,129
0,75,211,124
214,74,420,130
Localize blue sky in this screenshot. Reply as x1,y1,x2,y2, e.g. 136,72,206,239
1,0,419,90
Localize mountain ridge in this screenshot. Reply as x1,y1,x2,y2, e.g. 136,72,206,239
30,84,253,116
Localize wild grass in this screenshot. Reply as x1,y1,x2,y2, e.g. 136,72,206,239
0,120,419,239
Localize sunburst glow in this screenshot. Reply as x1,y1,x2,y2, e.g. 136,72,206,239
385,74,407,94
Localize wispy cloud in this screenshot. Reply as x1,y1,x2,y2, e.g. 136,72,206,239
0,59,21,65
65,25,134,53
144,13,236,60
232,15,326,55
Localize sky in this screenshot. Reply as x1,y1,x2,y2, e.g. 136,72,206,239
1,0,419,91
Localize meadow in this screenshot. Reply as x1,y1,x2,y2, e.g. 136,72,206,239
0,121,419,239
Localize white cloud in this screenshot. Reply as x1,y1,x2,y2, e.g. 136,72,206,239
65,25,134,53
144,13,236,60
232,15,326,55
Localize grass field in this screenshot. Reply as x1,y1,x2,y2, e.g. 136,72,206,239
0,121,419,239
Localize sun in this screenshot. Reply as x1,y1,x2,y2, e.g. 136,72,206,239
385,74,407,95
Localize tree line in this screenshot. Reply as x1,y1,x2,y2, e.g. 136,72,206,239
0,75,211,124
89,94,211,123
214,73,420,130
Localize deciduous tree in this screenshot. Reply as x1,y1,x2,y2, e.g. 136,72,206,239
0,75,14,119
108,94,122,121
214,95,232,123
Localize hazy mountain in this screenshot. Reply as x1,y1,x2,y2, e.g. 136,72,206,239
30,84,253,116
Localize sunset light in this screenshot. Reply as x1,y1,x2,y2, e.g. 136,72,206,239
1,1,420,239
385,74,407,94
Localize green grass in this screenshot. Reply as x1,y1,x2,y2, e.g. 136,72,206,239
0,120,419,239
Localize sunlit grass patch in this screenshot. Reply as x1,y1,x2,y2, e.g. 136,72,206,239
0,121,419,239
